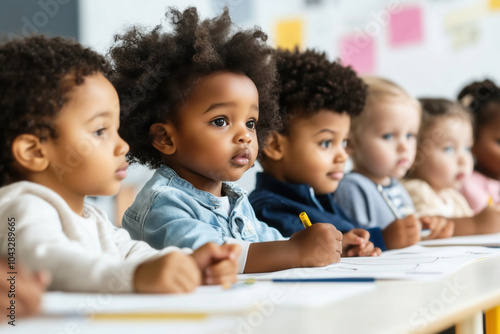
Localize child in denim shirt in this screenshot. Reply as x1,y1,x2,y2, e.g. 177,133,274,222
113,8,344,273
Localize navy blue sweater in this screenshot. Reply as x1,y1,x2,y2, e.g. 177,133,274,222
248,172,386,250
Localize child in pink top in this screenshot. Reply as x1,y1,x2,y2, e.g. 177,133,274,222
458,80,500,212
461,171,500,213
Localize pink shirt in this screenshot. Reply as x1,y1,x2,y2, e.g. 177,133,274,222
460,170,500,213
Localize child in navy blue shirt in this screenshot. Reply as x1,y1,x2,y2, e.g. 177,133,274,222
249,49,382,254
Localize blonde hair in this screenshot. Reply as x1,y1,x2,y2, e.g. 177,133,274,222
350,76,420,136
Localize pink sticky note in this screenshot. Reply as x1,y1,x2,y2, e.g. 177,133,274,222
339,35,375,74
389,5,423,46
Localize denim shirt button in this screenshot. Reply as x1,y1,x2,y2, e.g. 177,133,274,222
246,221,254,233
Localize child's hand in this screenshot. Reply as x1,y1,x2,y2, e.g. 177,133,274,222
419,216,454,239
134,252,201,293
473,204,500,234
343,229,382,257
382,214,421,249
191,242,240,286
0,260,50,317
289,223,343,266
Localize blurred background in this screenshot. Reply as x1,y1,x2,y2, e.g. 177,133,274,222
2,0,500,223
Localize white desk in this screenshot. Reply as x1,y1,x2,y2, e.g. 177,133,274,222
4,251,500,334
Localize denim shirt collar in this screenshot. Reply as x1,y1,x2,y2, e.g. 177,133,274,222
158,165,247,209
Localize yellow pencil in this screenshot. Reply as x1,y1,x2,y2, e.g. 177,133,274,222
488,196,494,206
299,212,312,228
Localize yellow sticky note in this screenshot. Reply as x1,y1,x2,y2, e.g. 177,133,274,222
275,19,303,51
490,0,500,10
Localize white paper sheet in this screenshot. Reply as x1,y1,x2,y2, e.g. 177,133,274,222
41,280,376,317
42,283,273,316
419,232,500,247
239,245,500,282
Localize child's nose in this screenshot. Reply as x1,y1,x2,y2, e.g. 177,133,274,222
457,152,467,166
334,147,348,163
397,138,409,153
235,127,252,144
115,135,130,156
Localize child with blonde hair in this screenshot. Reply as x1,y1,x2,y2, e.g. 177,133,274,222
403,98,500,235
114,8,342,274
334,77,453,243
0,35,239,293
458,80,500,212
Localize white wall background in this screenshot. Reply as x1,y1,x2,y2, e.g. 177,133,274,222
79,0,500,193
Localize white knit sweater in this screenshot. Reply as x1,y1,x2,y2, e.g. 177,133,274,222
0,181,188,293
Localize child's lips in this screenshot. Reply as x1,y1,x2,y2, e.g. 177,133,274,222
397,158,410,167
115,162,129,179
328,171,344,180
232,149,250,166
456,172,466,180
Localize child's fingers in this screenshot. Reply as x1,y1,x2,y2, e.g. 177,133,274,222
219,243,241,261
343,232,365,247
439,221,455,238
204,260,238,285
33,270,51,288
334,229,343,241
419,216,435,229
358,242,375,257
205,272,238,285
352,228,370,241
371,247,382,256
15,276,45,317
192,242,233,269
205,259,238,279
403,215,420,228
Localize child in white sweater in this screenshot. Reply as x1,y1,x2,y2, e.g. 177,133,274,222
0,36,239,294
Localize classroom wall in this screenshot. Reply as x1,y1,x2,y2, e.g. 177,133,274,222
78,0,500,193
1,0,498,222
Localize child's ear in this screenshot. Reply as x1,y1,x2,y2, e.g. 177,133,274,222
150,122,176,155
262,131,286,161
11,134,49,172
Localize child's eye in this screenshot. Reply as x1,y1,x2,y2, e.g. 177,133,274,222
319,140,332,148
443,146,454,153
382,133,393,140
342,139,348,148
210,117,228,127
465,146,472,153
407,133,416,140
246,119,257,130
94,128,107,137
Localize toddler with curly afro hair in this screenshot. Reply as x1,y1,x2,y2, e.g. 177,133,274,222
249,49,384,256
111,7,343,274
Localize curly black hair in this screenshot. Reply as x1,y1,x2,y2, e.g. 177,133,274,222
0,35,111,186
457,79,500,138
109,7,279,169
275,48,367,134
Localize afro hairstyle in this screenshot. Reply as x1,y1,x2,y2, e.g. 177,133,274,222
275,48,367,135
457,79,500,137
0,35,111,186
109,7,279,169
